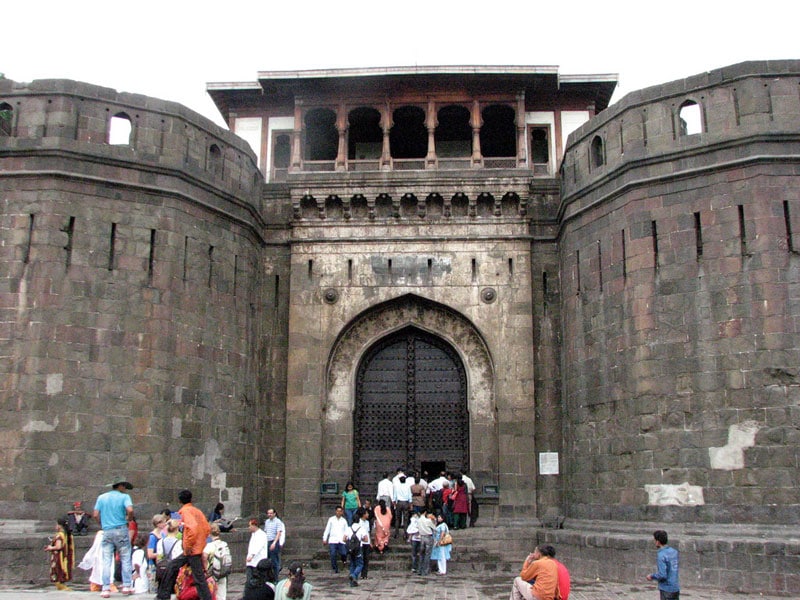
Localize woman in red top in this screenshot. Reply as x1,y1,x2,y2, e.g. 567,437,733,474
451,479,469,529
441,482,453,526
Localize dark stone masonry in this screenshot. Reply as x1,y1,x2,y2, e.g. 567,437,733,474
0,62,798,565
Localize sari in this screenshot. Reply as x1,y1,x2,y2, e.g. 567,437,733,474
373,505,392,552
49,530,74,584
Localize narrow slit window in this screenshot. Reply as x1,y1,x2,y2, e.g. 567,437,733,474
308,259,313,280
508,257,514,275
784,201,795,253
597,240,603,291
576,249,581,295
651,221,659,270
694,212,703,259
471,258,477,283
274,275,280,307
348,259,353,282
108,223,117,270
183,236,189,281
24,214,34,264
590,135,605,169
208,245,215,288
63,216,75,268
148,229,156,284
738,205,748,257
621,229,627,281
234,255,239,296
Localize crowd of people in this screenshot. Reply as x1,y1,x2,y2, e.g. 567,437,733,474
41,472,678,600
45,477,310,599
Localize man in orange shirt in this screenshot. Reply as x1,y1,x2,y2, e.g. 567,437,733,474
540,545,570,600
156,489,213,600
510,546,561,600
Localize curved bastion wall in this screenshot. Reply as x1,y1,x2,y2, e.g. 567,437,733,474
559,61,800,523
0,78,268,518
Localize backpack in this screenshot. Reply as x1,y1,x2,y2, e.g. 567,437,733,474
155,537,179,584
347,525,362,557
210,540,232,579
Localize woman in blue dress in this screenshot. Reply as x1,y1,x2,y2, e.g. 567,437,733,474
430,513,451,575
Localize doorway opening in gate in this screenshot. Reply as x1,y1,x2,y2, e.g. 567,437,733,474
353,326,469,495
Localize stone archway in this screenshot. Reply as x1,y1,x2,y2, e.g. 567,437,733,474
324,294,497,495
353,326,469,493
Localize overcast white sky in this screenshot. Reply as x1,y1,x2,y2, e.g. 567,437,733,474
4,1,797,128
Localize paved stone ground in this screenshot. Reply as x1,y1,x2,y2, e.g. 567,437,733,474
0,570,791,599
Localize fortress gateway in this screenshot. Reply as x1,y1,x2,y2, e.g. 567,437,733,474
1,62,798,531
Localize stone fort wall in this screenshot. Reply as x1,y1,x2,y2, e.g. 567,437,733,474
0,79,271,518
1,61,799,527
559,61,800,523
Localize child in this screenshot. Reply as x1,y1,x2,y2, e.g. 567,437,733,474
131,534,149,594
44,517,74,591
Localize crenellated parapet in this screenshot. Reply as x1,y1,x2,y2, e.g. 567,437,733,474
561,60,800,216
0,78,264,232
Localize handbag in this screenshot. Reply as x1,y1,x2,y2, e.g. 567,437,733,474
439,532,453,546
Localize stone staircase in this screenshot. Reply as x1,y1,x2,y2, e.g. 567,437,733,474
1,518,797,595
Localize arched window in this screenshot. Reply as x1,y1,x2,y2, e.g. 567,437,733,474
590,135,605,169
390,105,426,159
0,102,13,136
208,144,222,175
530,127,549,164
679,100,702,136
348,107,382,160
304,108,337,161
108,112,132,145
435,105,471,158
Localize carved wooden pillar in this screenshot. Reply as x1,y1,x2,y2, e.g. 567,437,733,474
516,91,527,168
289,102,303,172
380,101,392,171
425,98,438,169
471,99,483,167
336,102,347,171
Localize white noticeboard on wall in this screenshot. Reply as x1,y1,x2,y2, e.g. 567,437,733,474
539,452,559,475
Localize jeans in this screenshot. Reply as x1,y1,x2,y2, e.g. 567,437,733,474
102,527,132,590
410,540,422,572
344,507,357,525
394,501,410,535
349,551,364,580
328,543,347,572
157,553,212,600
361,545,371,578
418,535,434,575
268,542,281,580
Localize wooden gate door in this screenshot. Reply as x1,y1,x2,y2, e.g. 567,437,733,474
354,327,468,494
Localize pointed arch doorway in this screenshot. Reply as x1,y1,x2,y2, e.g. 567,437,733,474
353,326,469,493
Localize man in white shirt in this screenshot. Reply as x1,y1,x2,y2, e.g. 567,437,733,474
428,471,448,512
246,518,269,587
376,473,393,505
392,471,413,538
322,506,349,573
345,508,371,586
